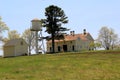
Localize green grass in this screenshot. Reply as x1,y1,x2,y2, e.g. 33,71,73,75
0,51,120,80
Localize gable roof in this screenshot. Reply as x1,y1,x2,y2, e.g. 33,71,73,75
4,38,28,47
47,33,94,43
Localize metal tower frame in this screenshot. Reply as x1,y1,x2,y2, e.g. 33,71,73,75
30,19,45,54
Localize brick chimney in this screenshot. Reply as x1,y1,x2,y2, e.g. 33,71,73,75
83,29,86,35
73,31,75,36
70,31,72,35
70,31,75,36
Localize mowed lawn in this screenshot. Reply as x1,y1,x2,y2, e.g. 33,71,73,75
0,51,120,80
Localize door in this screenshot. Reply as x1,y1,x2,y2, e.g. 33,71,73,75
63,45,67,52
58,46,61,52
72,45,75,51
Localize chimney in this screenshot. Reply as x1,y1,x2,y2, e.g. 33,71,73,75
70,31,75,36
70,31,72,35
83,29,86,35
73,31,75,36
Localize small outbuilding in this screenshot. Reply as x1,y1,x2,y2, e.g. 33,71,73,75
3,38,28,57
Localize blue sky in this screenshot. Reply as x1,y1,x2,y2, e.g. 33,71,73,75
0,0,120,39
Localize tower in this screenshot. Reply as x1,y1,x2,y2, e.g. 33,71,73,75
30,18,45,54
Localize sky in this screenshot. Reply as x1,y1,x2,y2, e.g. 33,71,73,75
0,0,120,39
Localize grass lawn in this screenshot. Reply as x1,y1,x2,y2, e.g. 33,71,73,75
0,51,120,80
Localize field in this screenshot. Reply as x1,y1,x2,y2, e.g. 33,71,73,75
0,51,120,80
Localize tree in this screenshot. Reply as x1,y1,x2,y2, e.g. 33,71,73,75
0,16,9,40
89,41,102,50
42,5,69,53
22,28,35,55
2,30,20,43
89,42,95,50
8,30,20,40
98,26,118,50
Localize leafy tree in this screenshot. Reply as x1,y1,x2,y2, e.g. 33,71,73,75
98,26,118,50
0,16,9,40
8,30,20,40
95,42,101,50
89,42,95,50
2,30,20,43
22,28,35,55
89,41,101,50
42,5,69,53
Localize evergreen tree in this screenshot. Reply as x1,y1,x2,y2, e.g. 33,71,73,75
42,5,69,53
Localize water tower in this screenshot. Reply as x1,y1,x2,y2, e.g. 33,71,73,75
30,18,45,54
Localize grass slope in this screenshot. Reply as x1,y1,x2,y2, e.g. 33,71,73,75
0,52,120,80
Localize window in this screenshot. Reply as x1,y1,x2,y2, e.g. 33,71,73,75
80,46,82,48
50,47,52,52
58,46,61,52
21,41,23,45
77,37,80,40
72,45,74,51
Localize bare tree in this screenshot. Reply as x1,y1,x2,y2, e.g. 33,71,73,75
98,26,118,50
22,28,35,55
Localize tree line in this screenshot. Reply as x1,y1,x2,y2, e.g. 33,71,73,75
0,5,120,53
